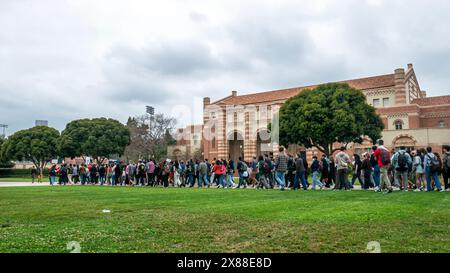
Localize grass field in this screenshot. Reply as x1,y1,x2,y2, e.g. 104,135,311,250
0,186,448,253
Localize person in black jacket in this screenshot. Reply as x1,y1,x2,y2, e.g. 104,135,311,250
328,157,336,188
320,154,330,188
351,154,364,189
361,153,373,189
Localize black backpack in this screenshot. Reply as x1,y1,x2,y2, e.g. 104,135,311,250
396,153,408,171
427,154,440,173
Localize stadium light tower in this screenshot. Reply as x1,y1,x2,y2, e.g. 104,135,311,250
0,124,8,138
146,105,155,136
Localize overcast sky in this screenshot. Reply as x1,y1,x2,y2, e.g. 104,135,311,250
1,0,450,135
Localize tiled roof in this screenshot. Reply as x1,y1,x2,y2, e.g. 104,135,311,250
215,74,395,105
411,95,450,106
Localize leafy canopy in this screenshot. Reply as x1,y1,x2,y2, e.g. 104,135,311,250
58,118,130,163
279,83,384,155
1,126,60,168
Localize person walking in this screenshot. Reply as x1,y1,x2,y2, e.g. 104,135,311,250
72,165,79,184
236,157,248,189
311,156,324,190
31,166,37,184
442,145,450,191
391,146,413,191
49,164,57,186
146,160,155,186
60,164,69,186
361,152,373,189
423,147,443,192
335,147,351,191
320,154,330,188
256,155,270,189
198,159,209,188
294,154,308,190
351,154,364,189
328,157,336,188
274,146,288,191
373,140,393,193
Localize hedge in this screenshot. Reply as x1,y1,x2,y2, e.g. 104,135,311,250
0,168,49,177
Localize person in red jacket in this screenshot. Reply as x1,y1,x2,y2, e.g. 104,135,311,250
373,139,393,193
213,160,225,188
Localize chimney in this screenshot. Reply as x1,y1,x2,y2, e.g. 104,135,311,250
394,68,406,105
407,63,413,70
232,90,237,97
203,97,210,107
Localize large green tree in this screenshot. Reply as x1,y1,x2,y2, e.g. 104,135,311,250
1,126,60,176
279,83,384,156
58,118,131,164
0,137,14,168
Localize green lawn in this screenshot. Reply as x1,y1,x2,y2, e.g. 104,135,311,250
0,186,448,253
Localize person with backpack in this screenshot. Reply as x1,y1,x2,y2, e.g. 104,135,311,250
274,146,288,191
370,146,381,191
373,139,393,193
236,157,248,189
423,147,443,192
286,155,296,188
442,145,450,191
226,159,236,188
198,159,209,188
256,155,270,189
294,153,308,190
60,164,69,186
391,146,413,191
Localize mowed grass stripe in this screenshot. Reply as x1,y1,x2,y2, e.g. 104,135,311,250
0,187,448,253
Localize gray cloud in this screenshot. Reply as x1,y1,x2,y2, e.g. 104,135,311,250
1,0,449,136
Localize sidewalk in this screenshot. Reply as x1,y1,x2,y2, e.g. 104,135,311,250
0,182,51,187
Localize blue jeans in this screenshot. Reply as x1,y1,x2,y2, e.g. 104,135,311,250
275,171,286,189
227,173,234,187
199,174,208,187
237,172,245,188
294,170,308,190
372,165,380,187
312,171,323,189
425,167,442,191
49,176,55,186
187,173,194,186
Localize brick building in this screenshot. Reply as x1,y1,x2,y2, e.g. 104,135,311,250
167,124,203,161
201,64,450,163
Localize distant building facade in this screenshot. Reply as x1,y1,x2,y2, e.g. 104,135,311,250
167,124,203,161
201,64,450,162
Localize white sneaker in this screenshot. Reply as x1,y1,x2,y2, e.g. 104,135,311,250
414,189,420,192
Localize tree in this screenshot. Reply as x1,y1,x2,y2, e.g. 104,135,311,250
1,126,60,176
278,83,384,156
123,113,177,161
0,137,14,168
58,118,131,164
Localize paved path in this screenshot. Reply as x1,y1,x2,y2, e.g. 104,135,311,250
0,182,51,187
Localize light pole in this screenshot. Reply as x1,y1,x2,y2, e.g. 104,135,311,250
0,124,8,139
146,106,155,160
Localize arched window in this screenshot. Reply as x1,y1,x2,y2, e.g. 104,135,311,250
394,120,403,130
438,120,446,128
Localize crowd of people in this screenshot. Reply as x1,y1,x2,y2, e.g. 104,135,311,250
38,141,450,193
